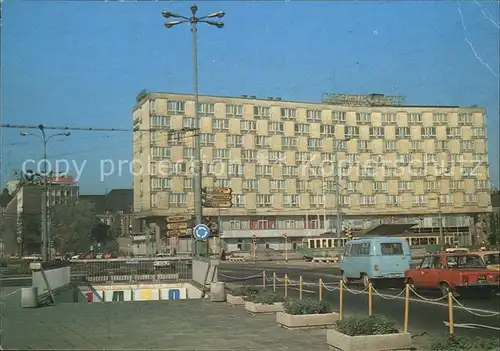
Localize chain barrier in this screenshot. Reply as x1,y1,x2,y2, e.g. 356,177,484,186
342,284,369,295
218,272,263,281
407,285,448,302
323,283,340,292
371,285,406,300
452,294,500,317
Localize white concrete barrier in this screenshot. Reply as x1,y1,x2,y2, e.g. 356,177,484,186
30,261,71,298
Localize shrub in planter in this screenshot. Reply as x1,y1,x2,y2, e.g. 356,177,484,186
247,291,287,304
284,298,333,315
335,314,398,336
430,336,500,351
278,298,339,329
327,315,410,351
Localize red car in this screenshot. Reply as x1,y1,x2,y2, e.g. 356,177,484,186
405,252,500,297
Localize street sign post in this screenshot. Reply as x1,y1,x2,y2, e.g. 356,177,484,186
202,187,233,208
282,233,288,263
193,224,210,241
165,215,194,238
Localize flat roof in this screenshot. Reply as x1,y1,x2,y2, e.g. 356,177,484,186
2,289,331,350
132,91,484,112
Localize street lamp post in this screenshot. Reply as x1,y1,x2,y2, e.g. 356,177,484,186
427,168,450,248
161,5,225,236
334,139,350,239
21,125,71,261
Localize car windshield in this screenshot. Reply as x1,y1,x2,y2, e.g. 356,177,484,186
483,253,500,265
447,255,486,269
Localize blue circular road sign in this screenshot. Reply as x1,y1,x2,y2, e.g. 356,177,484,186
193,224,210,241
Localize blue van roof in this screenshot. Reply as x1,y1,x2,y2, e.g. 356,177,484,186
350,236,407,242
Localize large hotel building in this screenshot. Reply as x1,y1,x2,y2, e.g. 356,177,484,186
132,91,492,251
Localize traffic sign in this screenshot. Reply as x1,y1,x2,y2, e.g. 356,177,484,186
193,224,210,241
166,222,188,230
168,229,185,237
166,216,188,223
282,233,287,239
211,194,232,201
212,187,232,194
210,201,233,208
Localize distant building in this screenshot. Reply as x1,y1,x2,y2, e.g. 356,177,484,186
80,189,134,238
2,178,79,255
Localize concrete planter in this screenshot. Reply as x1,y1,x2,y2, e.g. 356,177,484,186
245,301,285,314
226,294,246,306
276,311,339,329
326,329,412,351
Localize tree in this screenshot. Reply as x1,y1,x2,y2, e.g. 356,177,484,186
50,199,98,254
20,212,42,254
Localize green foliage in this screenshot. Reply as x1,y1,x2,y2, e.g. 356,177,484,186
247,291,287,304
430,336,500,351
284,298,333,315
229,285,264,297
335,314,398,336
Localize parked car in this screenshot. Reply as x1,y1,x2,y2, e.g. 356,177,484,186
472,251,500,271
405,252,500,297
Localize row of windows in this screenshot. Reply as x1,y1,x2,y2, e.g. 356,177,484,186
149,100,479,125
149,177,490,194
149,192,482,208
149,116,485,139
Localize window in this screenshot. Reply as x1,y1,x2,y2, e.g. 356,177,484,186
243,179,259,191
254,106,270,118
167,101,185,114
283,165,298,177
372,181,387,192
435,141,448,151
257,194,272,207
199,133,215,146
151,116,171,128
227,135,243,147
464,194,478,204
307,138,322,150
240,120,257,132
380,243,404,255
255,136,270,147
408,113,422,124
341,195,350,206
306,109,322,122
410,140,423,151
214,179,230,188
168,194,187,206
183,148,194,159
369,127,385,137
150,131,157,144
268,122,284,134
270,180,285,192
198,103,215,115
229,163,243,176
213,148,229,160
433,113,448,124
381,113,397,123
320,124,335,136
183,117,195,129
309,195,325,206
226,104,243,116
421,127,436,138
396,127,411,138
295,123,310,135
151,147,171,159
398,181,413,191
256,165,272,176
472,127,485,138
384,140,397,151
296,180,310,192
460,140,475,151
360,195,376,206
424,180,437,191
296,152,310,163
281,108,297,119
151,178,171,190
356,112,371,123
149,99,156,114
347,181,358,192
268,151,285,163
447,127,461,137
332,111,347,122
387,195,401,206
151,193,158,208
284,194,300,207
232,194,245,208
351,243,371,256
344,126,359,138
212,119,229,131
357,140,371,152
183,178,193,190
450,180,464,190
458,113,473,124
242,150,257,162
282,137,298,149
322,153,335,163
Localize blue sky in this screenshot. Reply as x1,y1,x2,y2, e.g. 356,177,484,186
1,0,499,194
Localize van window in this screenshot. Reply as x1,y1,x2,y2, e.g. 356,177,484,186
380,243,404,255
344,244,351,257
351,243,371,256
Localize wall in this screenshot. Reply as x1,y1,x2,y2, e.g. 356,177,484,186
31,263,71,296
192,258,219,286
80,282,204,302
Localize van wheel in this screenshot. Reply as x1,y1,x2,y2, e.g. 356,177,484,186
341,271,350,286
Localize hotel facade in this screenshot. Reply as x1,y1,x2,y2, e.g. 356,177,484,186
132,92,492,249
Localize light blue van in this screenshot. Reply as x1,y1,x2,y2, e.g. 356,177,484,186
339,237,412,287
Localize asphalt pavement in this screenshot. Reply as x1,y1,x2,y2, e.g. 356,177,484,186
219,263,500,340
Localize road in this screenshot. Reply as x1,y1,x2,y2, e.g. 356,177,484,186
219,262,500,340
